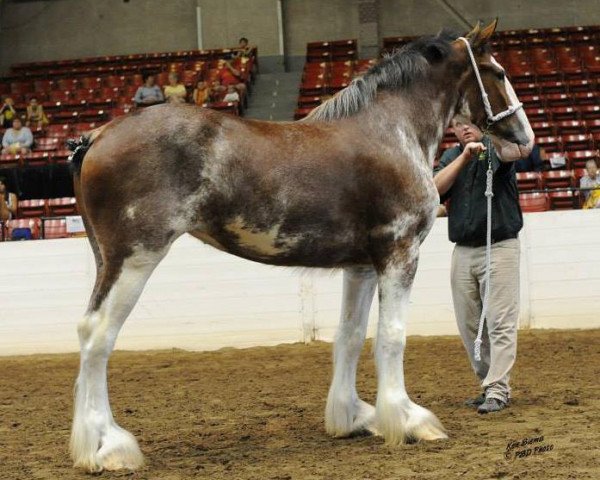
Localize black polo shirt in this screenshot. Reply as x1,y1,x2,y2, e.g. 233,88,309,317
435,139,523,246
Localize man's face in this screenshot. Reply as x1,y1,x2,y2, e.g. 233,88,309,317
586,161,598,178
452,121,483,146
12,119,22,130
146,76,155,86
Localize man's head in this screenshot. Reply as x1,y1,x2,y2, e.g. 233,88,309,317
239,37,249,48
451,117,483,146
4,97,13,106
585,159,598,178
227,85,236,94
29,97,38,106
144,74,155,86
12,118,22,130
168,72,178,85
0,176,7,194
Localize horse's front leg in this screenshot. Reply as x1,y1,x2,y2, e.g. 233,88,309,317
71,247,167,472
375,239,447,444
326,265,378,437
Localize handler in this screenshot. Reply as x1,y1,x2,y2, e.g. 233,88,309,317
434,117,527,414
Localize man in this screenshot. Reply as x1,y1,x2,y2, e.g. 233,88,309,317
434,118,523,414
2,118,33,155
133,74,164,107
580,159,600,209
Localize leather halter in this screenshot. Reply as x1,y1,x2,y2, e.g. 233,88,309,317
458,37,523,125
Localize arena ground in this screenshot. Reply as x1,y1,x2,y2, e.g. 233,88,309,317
1,329,598,480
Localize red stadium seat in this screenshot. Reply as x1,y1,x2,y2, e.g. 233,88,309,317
17,199,47,218
536,135,562,152
43,218,69,239
530,121,555,137
516,172,542,191
34,137,60,152
519,193,549,212
541,170,574,189
47,197,78,216
561,134,594,152
580,105,600,121
548,190,579,210
23,151,52,167
0,153,22,168
555,120,587,136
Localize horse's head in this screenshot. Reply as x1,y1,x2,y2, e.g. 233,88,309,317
453,20,534,157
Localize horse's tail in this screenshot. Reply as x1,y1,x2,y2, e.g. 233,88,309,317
66,125,106,174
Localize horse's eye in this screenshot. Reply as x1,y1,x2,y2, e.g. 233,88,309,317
497,71,506,81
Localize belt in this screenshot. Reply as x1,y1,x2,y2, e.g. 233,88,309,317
457,233,517,248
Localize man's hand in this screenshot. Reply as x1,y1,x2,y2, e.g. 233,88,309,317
463,142,486,158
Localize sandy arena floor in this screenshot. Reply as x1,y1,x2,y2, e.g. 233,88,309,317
0,329,598,480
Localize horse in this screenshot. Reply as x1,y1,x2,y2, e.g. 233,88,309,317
68,20,533,472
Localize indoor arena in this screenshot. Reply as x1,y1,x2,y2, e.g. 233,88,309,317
1,1,599,479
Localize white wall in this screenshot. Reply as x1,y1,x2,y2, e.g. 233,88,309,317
1,210,599,356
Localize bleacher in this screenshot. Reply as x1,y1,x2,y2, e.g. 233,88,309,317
0,46,258,241
295,25,600,212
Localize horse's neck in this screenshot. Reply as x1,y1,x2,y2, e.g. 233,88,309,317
365,85,460,166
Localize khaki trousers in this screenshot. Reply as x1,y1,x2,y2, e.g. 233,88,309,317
451,238,520,403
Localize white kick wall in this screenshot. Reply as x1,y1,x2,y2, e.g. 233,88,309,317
0,210,599,356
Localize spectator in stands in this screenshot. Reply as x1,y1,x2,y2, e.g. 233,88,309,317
133,74,164,107
210,79,225,102
235,37,253,58
0,97,17,129
223,85,240,103
2,118,33,155
0,176,17,221
217,60,247,97
434,117,523,414
25,97,49,129
192,80,211,106
581,159,600,209
163,72,187,104
515,144,546,172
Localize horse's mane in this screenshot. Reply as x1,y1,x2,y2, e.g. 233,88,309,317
303,30,460,122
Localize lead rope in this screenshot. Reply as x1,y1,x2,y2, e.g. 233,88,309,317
474,136,494,362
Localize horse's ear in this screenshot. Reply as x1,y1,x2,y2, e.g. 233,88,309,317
468,18,498,48
465,21,481,41
479,18,498,43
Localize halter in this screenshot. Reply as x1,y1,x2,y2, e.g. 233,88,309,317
457,37,523,126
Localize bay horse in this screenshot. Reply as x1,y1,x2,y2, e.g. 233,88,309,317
68,20,533,472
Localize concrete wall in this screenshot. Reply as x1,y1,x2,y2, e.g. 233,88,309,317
0,0,281,74
1,210,598,356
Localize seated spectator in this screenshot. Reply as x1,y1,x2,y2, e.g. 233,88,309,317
235,37,253,58
0,176,18,221
133,74,164,106
0,97,17,129
515,144,546,172
581,159,600,209
223,85,240,103
217,60,247,97
25,97,49,129
192,80,211,106
210,79,226,102
2,118,33,155
163,72,187,104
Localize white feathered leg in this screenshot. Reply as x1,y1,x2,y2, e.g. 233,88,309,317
375,244,447,445
71,247,165,472
325,266,379,437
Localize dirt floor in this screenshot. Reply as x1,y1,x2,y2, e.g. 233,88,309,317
0,329,598,480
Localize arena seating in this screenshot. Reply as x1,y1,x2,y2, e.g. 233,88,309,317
0,45,258,241
295,25,600,211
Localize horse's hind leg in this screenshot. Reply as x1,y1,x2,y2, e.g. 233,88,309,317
325,266,379,437
70,244,169,472
374,238,447,445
